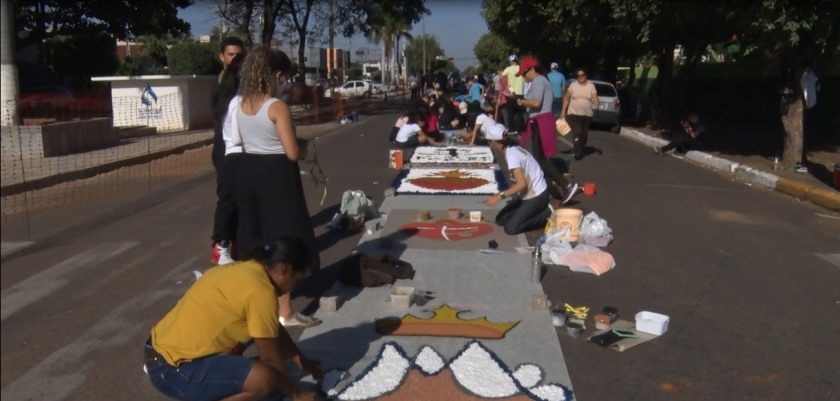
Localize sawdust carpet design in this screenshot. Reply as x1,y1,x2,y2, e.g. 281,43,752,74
330,341,571,401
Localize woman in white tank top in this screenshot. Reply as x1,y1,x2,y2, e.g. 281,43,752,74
235,46,322,330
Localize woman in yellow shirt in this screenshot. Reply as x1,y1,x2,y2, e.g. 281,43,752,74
145,237,322,401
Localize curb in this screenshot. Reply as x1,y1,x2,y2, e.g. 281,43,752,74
620,127,840,212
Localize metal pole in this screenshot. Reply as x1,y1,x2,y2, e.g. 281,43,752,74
422,18,426,74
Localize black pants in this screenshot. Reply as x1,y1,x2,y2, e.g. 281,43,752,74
495,190,551,235
504,95,525,132
235,153,320,270
211,153,242,244
566,114,591,158
661,132,695,153
527,120,569,190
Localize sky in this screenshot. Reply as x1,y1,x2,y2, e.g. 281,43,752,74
178,0,489,69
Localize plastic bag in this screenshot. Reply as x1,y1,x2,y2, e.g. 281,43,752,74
543,228,573,264
558,244,616,276
340,190,376,219
581,212,612,238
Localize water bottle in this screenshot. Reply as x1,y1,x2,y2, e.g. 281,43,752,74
531,246,542,283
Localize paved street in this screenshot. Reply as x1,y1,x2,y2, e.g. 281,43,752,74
1,107,839,401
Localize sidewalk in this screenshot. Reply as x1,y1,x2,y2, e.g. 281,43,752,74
620,127,840,212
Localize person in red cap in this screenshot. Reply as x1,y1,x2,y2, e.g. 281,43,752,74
515,56,580,204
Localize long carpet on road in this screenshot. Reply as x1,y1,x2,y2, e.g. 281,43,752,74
296,194,574,400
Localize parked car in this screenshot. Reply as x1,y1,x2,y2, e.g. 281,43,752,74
364,79,382,94
590,80,621,133
324,80,373,98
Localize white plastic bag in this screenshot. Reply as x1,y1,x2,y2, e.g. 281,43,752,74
340,190,376,219
543,228,573,264
580,212,612,238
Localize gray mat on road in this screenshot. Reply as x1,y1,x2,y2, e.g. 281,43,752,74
297,249,574,395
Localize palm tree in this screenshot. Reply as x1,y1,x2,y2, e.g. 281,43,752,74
367,15,412,86
1,0,19,125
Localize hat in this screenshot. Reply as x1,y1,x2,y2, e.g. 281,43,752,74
551,62,559,70
508,54,518,62
458,101,468,114
516,56,539,77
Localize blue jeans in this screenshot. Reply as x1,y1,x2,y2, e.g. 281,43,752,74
551,97,563,119
145,343,254,401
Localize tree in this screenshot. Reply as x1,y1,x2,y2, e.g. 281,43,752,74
14,0,192,48
366,14,412,85
473,32,512,72
1,0,19,125
40,33,120,85
404,33,444,74
742,0,839,170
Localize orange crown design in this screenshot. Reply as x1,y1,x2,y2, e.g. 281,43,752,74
375,304,519,339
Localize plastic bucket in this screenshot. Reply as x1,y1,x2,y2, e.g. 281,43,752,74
554,208,583,241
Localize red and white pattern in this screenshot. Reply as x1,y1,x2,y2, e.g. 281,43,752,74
410,146,495,165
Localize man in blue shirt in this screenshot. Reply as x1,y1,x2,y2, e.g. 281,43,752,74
547,62,567,119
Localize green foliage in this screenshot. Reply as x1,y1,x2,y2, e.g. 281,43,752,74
404,34,445,74
14,0,192,48
473,32,512,71
167,43,222,75
336,0,429,38
40,33,119,78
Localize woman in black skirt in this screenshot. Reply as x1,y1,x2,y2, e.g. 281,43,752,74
235,45,322,329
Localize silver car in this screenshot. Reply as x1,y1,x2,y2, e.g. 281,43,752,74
590,80,621,133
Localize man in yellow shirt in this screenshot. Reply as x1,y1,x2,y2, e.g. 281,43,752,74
502,55,526,133
145,237,323,401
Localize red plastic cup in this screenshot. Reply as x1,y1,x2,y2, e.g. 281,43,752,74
583,182,596,196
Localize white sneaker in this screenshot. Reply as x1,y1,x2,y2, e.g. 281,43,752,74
213,241,234,265
279,312,322,328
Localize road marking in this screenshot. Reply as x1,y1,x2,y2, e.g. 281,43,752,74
815,253,840,270
0,256,199,401
0,241,138,321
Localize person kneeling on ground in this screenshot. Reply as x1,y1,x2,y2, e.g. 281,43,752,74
655,112,705,156
484,130,552,236
145,237,324,401
394,110,444,149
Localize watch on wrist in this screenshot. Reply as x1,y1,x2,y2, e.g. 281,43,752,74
498,192,507,199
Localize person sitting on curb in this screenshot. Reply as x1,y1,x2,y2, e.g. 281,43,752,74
145,237,323,401
655,112,705,157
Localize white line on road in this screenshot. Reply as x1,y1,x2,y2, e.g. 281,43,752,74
0,256,199,401
0,242,138,321
814,213,840,220
815,253,840,270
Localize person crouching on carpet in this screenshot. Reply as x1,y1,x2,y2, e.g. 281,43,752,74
484,130,552,235
145,237,324,401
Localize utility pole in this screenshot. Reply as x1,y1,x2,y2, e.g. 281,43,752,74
328,0,335,81
422,18,426,75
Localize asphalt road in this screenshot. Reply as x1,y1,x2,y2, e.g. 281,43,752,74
1,105,839,401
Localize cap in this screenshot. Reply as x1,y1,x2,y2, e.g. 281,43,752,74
516,56,539,77
551,62,559,70
508,54,518,62
458,101,468,114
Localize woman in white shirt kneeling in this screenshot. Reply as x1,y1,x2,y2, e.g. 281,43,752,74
484,129,552,235
394,110,443,149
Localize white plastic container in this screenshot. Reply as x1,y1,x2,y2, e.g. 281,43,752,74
390,286,414,308
635,311,670,335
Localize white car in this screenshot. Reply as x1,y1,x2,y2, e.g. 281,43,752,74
590,80,621,133
324,80,373,98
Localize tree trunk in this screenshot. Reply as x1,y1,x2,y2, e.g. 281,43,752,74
297,30,307,82
240,0,255,47
780,95,804,169
261,0,276,46
1,0,19,126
